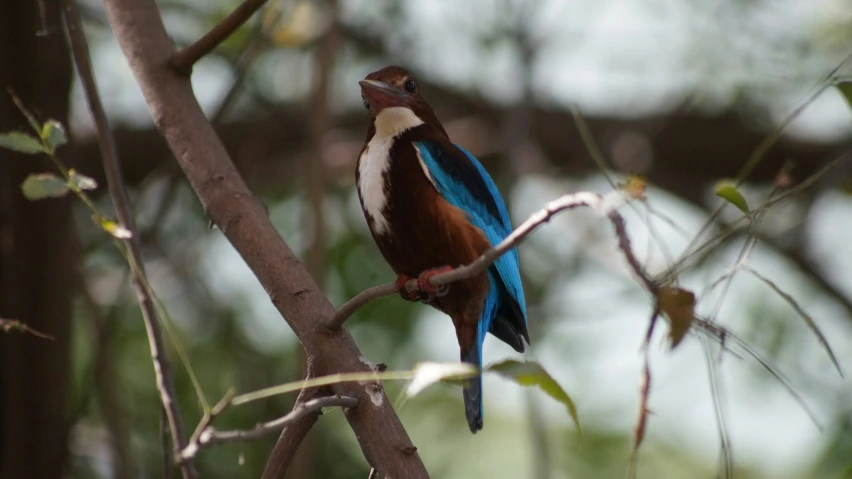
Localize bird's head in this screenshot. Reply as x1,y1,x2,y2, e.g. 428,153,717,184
359,65,445,138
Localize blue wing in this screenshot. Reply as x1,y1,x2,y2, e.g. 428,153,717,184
414,140,529,352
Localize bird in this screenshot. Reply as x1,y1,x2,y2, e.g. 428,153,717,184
355,65,529,433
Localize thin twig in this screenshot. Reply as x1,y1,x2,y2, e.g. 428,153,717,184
661,153,849,283
161,407,174,479
742,265,843,376
328,190,655,329
330,283,397,326
628,355,652,479
180,395,357,461
752,229,852,322
703,192,768,324
187,389,236,450
662,49,852,285
61,3,195,477
0,317,55,340
691,318,824,431
171,0,270,73
701,336,733,479
629,309,660,478
736,50,852,185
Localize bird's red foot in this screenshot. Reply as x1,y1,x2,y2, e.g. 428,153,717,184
417,266,453,299
396,266,453,303
395,275,421,302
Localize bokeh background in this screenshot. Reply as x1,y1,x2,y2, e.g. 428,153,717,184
2,0,852,478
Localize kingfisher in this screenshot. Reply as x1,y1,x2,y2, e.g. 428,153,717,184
356,65,529,433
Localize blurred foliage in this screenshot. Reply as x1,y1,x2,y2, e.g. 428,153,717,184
49,0,852,478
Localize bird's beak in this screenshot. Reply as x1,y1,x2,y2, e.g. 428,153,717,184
359,79,407,111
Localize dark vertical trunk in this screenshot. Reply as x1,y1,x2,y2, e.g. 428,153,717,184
0,1,75,478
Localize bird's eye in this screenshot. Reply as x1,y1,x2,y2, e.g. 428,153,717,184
404,79,417,93
362,95,369,110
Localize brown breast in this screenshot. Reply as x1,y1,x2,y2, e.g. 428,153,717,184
370,139,491,349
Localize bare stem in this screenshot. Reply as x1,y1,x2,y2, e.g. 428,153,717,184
263,365,320,479
328,190,655,328
61,2,194,477
0,317,55,340
171,0,270,73
180,395,357,461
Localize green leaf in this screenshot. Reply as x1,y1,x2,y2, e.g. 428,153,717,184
405,362,478,397
714,180,749,214
487,359,581,432
40,120,67,154
836,81,852,113
20,173,69,199
0,131,46,155
68,169,97,191
99,218,133,239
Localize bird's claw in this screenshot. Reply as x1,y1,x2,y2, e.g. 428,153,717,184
396,266,453,303
417,266,452,300
395,275,421,302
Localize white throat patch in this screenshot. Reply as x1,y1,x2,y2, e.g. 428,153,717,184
358,107,424,235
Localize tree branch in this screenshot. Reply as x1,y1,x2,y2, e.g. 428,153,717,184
328,190,656,329
263,366,322,479
61,2,195,477
180,393,357,461
735,229,852,321
0,318,55,340
102,0,428,476
171,0,269,73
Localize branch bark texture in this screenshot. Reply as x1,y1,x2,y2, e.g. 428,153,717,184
101,0,427,477
262,375,325,479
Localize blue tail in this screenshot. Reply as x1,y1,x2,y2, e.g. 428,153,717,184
462,344,483,433
461,273,503,433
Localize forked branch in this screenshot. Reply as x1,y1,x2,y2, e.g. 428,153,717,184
171,0,270,73
180,394,357,462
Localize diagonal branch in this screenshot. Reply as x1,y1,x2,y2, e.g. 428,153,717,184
102,0,428,476
171,0,269,74
263,365,322,479
328,190,656,329
0,317,55,340
735,228,852,321
61,1,195,477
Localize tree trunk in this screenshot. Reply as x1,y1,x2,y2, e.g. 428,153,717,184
0,1,75,478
